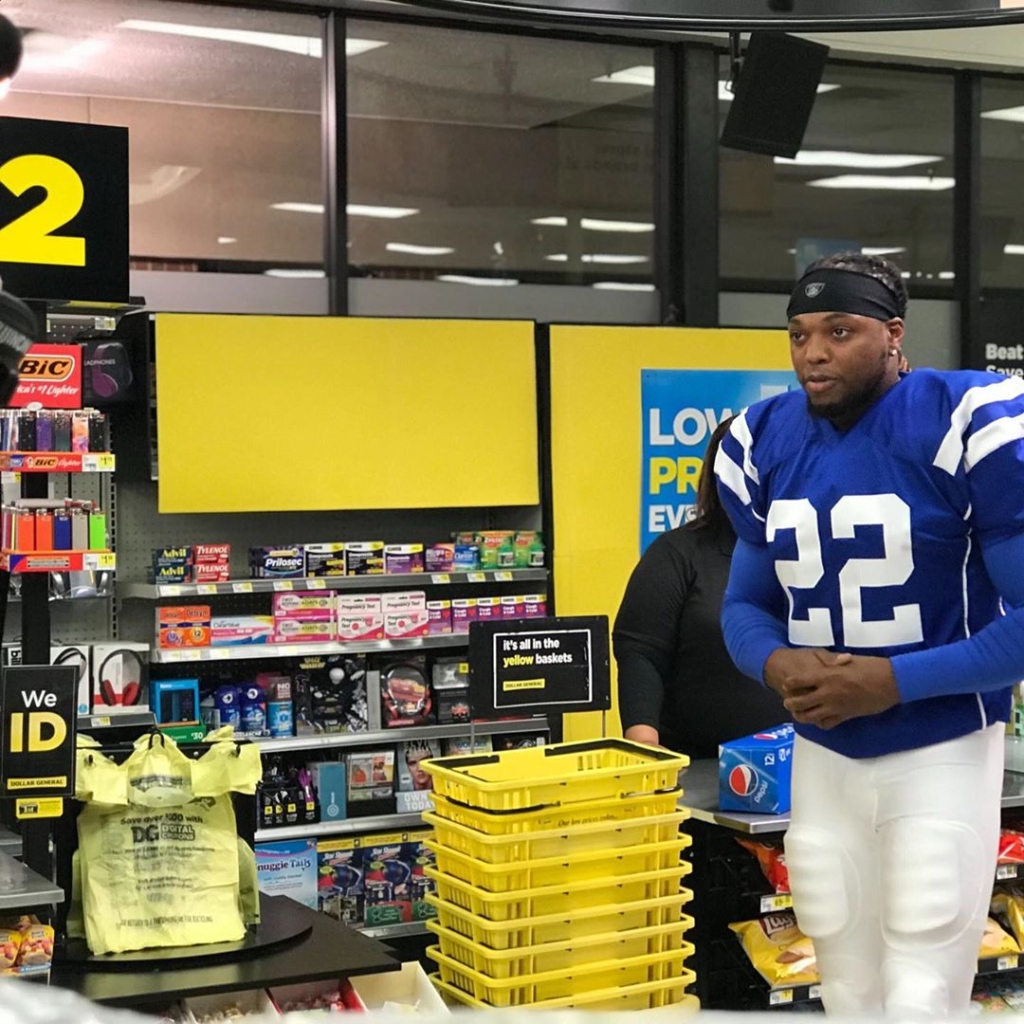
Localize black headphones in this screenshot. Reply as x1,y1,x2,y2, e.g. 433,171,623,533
52,646,89,684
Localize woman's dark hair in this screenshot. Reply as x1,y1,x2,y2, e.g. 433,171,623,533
804,251,909,320
686,415,735,532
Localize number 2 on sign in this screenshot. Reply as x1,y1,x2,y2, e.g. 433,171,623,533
0,155,86,267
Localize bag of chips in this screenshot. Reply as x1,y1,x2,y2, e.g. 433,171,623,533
992,884,1024,950
730,912,818,988
980,916,1021,959
736,838,790,893
999,830,1024,865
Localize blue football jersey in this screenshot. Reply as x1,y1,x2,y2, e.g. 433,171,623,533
715,368,1024,758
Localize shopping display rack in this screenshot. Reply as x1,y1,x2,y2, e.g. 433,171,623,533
421,738,698,1011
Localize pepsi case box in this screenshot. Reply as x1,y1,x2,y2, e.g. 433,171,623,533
718,724,794,814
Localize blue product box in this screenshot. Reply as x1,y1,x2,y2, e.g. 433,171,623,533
718,723,794,814
256,838,318,910
307,761,347,822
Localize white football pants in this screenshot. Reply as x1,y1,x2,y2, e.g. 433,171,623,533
785,724,1003,1019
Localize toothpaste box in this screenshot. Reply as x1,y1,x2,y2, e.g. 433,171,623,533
345,542,385,576
383,592,428,640
476,596,502,622
305,543,347,577
337,594,384,642
427,600,452,635
251,546,306,579
384,544,425,575
523,594,547,619
211,616,274,646
272,619,335,644
274,592,336,620
500,595,526,620
452,598,477,635
718,724,794,815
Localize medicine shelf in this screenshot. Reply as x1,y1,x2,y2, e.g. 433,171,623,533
122,568,549,600
150,633,469,664
0,863,64,909
0,452,115,473
254,716,549,754
0,550,115,573
255,812,426,844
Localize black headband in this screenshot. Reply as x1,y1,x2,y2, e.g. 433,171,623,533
787,268,902,322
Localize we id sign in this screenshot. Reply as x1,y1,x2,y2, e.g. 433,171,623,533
640,369,796,552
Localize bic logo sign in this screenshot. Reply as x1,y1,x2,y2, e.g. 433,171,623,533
18,356,77,383
1,665,78,798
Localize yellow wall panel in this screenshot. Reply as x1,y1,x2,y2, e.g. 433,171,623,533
155,314,539,513
549,326,790,741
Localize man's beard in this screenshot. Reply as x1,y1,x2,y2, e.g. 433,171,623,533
806,361,891,426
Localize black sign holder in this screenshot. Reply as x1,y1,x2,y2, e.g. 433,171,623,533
468,615,611,738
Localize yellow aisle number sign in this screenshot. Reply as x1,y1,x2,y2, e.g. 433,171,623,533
0,116,128,302
0,155,86,266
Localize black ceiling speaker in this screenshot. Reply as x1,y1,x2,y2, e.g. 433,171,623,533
720,32,830,159
0,14,22,86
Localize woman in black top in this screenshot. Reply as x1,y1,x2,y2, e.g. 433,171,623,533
614,417,788,759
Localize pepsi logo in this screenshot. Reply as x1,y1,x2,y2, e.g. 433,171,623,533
729,764,758,797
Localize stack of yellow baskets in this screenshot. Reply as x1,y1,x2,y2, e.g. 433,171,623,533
422,738,696,1012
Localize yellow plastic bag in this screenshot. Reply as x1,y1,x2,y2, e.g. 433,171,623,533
194,728,262,797
237,838,261,928
730,913,819,988
76,730,262,955
75,736,127,807
123,731,194,808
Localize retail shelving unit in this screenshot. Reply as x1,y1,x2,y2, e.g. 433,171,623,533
120,562,553,950
150,633,469,664
122,567,547,600
1,448,117,886
682,753,1024,1011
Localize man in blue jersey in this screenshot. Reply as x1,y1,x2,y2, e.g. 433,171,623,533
714,251,1024,1018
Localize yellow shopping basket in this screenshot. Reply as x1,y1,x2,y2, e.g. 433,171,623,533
425,890,693,951
424,739,688,811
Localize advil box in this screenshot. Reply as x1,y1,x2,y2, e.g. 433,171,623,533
718,723,794,814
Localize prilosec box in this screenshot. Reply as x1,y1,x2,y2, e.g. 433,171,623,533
718,723,794,815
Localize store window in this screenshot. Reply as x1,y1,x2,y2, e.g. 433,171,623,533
719,61,955,288
0,0,323,273
981,77,1024,290
346,21,655,287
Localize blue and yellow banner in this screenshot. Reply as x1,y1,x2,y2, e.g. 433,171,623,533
641,369,796,551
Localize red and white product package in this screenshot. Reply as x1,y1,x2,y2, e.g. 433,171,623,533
383,591,428,640
337,594,384,642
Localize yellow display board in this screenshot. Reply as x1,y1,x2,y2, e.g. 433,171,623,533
548,326,790,740
155,315,539,513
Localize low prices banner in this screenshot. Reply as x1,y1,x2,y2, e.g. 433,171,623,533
10,344,82,408
640,368,796,552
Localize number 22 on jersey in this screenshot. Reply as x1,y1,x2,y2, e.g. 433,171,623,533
768,494,924,649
